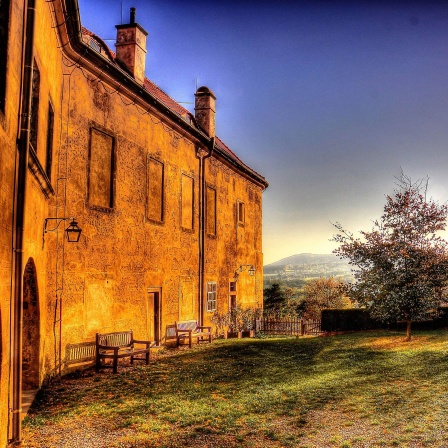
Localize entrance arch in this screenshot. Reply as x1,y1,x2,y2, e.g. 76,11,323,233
22,258,40,390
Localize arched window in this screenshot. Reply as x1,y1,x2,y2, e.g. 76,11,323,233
22,258,40,390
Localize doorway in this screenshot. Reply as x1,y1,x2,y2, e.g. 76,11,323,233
22,258,40,390
147,288,161,346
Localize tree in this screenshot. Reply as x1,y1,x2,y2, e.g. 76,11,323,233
302,277,351,320
263,283,304,317
263,283,286,310
333,173,448,341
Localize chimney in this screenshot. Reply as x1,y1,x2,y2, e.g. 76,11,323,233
115,7,148,85
194,86,216,138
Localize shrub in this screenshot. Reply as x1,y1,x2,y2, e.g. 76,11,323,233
211,311,231,337
321,308,377,332
241,308,256,331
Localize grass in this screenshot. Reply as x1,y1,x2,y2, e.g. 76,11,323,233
22,330,448,447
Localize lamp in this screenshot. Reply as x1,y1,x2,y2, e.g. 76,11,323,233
234,264,256,282
65,219,82,243
42,217,82,248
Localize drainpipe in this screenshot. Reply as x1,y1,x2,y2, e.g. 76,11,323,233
197,138,214,326
10,0,36,445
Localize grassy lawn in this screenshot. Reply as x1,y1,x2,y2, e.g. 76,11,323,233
22,330,448,447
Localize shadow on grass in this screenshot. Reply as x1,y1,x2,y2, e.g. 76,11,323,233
24,330,448,447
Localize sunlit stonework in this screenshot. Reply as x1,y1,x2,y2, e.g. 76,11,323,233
0,0,267,444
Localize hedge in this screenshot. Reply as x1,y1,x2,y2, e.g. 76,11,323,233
321,309,378,332
321,306,448,333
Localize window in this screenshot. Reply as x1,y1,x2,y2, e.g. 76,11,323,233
88,127,115,210
237,201,245,226
0,0,10,113
181,174,194,230
147,157,164,223
206,282,217,312
30,61,40,152
45,102,54,180
229,281,237,293
206,185,216,236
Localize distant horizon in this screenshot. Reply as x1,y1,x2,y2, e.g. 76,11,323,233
264,252,341,267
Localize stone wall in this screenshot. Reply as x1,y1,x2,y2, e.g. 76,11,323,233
0,0,266,444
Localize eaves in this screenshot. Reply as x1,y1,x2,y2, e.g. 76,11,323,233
54,0,268,189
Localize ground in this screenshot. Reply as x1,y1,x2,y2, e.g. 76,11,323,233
22,330,448,447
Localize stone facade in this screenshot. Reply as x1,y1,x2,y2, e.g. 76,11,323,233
0,0,267,445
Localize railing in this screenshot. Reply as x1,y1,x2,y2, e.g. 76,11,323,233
255,318,322,336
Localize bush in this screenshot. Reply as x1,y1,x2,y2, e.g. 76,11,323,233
321,308,378,332
322,306,448,333
437,306,448,326
211,311,231,337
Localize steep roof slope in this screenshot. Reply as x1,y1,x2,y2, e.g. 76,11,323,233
81,27,267,188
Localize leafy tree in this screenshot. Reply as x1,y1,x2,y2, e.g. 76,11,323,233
333,173,448,341
263,283,304,317
263,283,285,310
302,277,351,320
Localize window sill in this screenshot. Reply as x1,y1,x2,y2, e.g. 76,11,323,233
146,218,165,226
86,203,115,214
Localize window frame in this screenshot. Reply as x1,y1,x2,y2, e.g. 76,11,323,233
87,125,116,212
206,184,217,236
45,100,54,181
0,0,11,115
237,200,245,226
146,156,165,224
29,60,40,154
206,281,217,312
180,173,195,231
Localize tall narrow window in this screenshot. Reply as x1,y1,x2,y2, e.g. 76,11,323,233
147,157,164,223
181,174,194,230
206,186,216,236
0,0,10,113
206,282,217,312
29,62,40,152
88,127,115,210
237,201,245,226
45,102,54,180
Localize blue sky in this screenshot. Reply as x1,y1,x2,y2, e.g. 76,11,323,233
78,0,448,264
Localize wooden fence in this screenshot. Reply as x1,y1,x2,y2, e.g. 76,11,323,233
255,318,322,336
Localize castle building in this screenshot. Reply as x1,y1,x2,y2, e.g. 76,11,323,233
0,0,268,445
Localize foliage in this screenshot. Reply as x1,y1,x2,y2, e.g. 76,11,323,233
263,283,285,309
333,173,448,340
263,278,307,290
229,307,257,332
301,276,351,320
228,305,244,332
322,307,448,333
240,308,255,331
211,311,231,337
213,308,262,335
23,330,448,447
321,308,376,332
263,283,304,318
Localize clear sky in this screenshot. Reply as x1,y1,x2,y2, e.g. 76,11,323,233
78,0,448,265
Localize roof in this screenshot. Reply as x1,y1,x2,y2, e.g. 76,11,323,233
81,27,267,188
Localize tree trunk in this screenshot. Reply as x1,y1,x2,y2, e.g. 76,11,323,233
405,320,412,342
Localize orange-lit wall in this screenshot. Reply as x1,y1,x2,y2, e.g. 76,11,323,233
0,0,266,444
